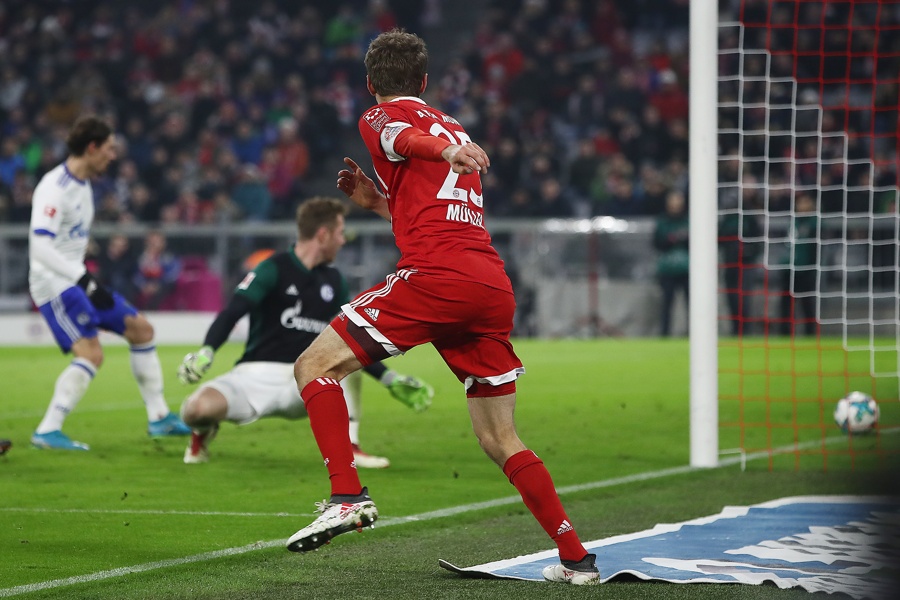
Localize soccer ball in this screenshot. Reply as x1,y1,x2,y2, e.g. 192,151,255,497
833,391,879,433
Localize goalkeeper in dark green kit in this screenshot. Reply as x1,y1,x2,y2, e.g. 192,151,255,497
177,197,433,467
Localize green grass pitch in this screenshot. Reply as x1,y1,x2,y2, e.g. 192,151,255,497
1,339,897,599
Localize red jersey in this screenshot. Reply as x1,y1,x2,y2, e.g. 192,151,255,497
358,97,512,293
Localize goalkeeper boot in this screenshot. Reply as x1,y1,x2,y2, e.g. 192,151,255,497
286,487,378,552
184,424,218,464
388,375,434,412
542,553,600,586
148,412,192,437
31,430,89,451
351,444,390,469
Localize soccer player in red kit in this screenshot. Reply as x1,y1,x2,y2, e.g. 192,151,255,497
286,29,599,585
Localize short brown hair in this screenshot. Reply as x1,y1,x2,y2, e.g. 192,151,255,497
295,197,348,241
364,29,428,98
66,116,113,156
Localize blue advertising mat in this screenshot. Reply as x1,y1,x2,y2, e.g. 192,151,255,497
439,495,900,599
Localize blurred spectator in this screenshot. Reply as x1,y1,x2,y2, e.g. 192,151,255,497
133,230,182,310
564,74,605,140
653,190,690,336
636,166,670,215
262,118,310,218
7,171,34,223
778,193,819,336
0,138,26,187
230,120,266,166
568,139,602,203
127,183,161,222
719,181,764,337
96,190,124,223
232,164,273,222
532,178,577,218
490,137,524,190
97,234,137,302
649,69,688,123
162,189,215,226
597,178,644,217
605,68,645,122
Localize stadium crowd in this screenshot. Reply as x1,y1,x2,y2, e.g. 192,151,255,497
0,0,696,225
1,0,897,228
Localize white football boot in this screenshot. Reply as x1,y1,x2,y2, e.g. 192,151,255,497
542,553,600,585
287,487,378,552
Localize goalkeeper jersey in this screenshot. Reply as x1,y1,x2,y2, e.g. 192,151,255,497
233,250,350,364
28,163,93,306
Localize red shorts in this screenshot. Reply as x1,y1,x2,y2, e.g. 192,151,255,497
331,269,524,394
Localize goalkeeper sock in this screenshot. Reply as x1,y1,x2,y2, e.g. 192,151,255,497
340,372,363,446
130,343,170,421
36,358,96,434
300,378,363,497
503,449,588,563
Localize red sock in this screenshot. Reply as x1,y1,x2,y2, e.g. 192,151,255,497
503,449,587,562
300,377,362,496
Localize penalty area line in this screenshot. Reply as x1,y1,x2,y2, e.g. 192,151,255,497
1,429,895,597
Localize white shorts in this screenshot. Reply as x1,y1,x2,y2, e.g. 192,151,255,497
202,362,360,425
203,362,305,425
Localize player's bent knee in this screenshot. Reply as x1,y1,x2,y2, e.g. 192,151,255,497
181,389,225,426
293,356,310,389
124,315,155,345
72,338,103,368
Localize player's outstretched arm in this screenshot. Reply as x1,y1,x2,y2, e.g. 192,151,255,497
337,157,390,221
178,294,254,384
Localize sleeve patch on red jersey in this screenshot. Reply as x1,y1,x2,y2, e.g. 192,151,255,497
363,107,390,132
44,206,57,218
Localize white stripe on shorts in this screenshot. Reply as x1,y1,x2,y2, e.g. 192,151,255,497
51,296,81,342
340,303,400,357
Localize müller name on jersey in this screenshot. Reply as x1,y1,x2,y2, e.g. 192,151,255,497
445,202,484,228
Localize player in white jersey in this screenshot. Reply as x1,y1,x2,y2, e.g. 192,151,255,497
28,115,190,451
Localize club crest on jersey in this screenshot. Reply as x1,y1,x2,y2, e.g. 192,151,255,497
363,107,390,132
320,284,334,302
77,312,90,326
237,272,256,290
383,124,404,142
43,206,57,218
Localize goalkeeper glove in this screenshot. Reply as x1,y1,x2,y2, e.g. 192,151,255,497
178,346,214,384
77,272,115,310
383,371,433,413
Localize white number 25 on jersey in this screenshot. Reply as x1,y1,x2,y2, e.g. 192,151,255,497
430,123,484,208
